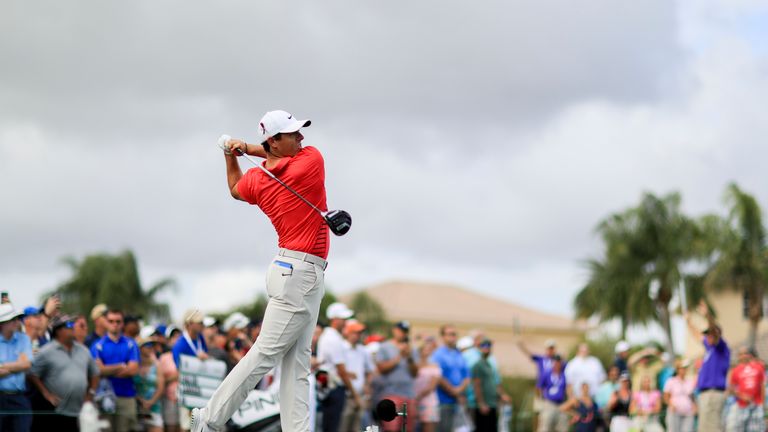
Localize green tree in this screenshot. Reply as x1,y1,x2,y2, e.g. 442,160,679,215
576,192,717,354
705,183,768,349
348,291,390,334
54,250,175,322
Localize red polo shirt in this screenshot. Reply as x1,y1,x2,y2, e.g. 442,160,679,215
236,146,329,259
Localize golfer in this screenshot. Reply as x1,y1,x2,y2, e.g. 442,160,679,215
191,110,329,432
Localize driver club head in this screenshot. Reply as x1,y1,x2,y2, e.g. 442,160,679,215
324,210,352,236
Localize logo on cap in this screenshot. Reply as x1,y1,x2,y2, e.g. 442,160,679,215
260,122,266,135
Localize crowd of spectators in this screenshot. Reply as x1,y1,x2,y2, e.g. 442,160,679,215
522,302,764,432
2,293,766,432
0,295,513,432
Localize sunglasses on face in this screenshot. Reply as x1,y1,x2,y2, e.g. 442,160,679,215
108,319,123,324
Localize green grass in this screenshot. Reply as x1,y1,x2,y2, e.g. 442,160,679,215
501,376,536,432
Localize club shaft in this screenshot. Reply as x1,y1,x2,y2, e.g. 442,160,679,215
237,151,326,216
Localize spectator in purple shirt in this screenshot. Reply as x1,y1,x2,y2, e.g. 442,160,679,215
685,302,729,432
431,324,470,432
518,339,558,395
538,355,568,432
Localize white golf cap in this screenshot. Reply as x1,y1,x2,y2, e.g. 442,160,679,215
326,302,354,320
457,336,474,351
223,312,249,332
615,340,630,353
0,304,23,324
545,339,557,348
258,110,311,142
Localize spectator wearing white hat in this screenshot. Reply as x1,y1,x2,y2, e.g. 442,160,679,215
0,303,32,432
222,312,252,365
85,304,109,348
317,302,357,432
172,310,209,432
613,341,630,375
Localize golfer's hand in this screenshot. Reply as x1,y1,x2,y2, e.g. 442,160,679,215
228,139,247,155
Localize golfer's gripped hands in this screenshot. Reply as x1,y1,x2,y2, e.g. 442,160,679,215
225,138,247,155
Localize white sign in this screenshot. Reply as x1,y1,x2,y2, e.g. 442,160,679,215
178,355,281,428
230,389,281,428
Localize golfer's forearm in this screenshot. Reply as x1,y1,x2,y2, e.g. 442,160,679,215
225,155,244,196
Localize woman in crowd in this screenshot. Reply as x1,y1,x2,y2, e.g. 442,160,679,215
629,376,662,432
607,374,632,432
561,382,599,432
414,337,441,432
663,360,696,432
135,338,166,432
159,327,181,432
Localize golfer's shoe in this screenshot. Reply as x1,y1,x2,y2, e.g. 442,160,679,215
190,407,215,432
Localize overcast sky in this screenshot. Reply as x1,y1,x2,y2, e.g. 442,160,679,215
2,0,767,341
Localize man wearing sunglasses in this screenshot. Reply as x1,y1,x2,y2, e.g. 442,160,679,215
29,315,100,431
91,309,140,432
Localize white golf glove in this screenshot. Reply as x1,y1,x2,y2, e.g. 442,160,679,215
218,134,233,154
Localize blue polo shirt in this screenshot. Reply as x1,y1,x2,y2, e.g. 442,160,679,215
90,335,140,397
0,331,32,392
697,336,730,391
431,346,469,405
541,370,567,404
172,332,207,367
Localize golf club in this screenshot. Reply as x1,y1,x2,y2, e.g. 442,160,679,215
218,135,352,236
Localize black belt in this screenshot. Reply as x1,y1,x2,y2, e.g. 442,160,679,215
699,387,725,392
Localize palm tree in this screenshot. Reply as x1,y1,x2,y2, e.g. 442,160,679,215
576,192,715,354
704,183,768,349
54,250,176,322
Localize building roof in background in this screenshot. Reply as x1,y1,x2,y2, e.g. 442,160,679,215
341,280,585,332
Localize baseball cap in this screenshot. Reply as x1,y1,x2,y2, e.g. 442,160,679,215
479,338,492,348
136,337,156,348
344,320,366,334
326,303,354,320
457,336,474,351
49,314,75,333
0,304,24,324
90,304,108,321
23,306,41,317
615,340,630,353
545,339,557,348
164,325,180,339
394,321,410,332
203,316,217,328
258,110,311,142
223,312,249,332
184,309,204,324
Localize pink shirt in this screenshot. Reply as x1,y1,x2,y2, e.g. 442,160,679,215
632,390,661,414
414,364,441,408
663,377,695,415
159,352,179,402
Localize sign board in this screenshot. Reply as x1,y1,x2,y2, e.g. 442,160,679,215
178,355,280,428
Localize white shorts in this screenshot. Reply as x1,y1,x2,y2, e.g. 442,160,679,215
142,412,164,428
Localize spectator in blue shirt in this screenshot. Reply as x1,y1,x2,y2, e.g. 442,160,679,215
90,309,140,432
431,324,470,432
172,310,209,431
0,303,33,432
171,309,209,367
